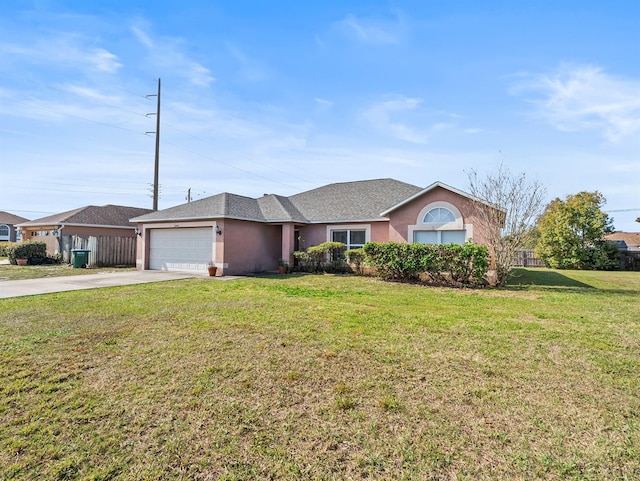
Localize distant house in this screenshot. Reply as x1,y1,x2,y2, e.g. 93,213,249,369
18,205,153,256
0,211,29,242
131,179,499,276
604,232,640,252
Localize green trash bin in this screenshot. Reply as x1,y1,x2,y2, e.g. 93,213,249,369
72,249,91,268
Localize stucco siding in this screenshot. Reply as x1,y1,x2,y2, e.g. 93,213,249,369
388,186,490,245
222,219,281,274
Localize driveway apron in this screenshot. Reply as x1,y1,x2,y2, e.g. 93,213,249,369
0,271,199,299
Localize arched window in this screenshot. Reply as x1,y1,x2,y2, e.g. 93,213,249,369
408,201,470,245
423,207,455,224
0,225,9,239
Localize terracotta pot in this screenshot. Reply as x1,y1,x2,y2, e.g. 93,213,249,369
16,258,28,266
278,265,287,274
207,265,217,276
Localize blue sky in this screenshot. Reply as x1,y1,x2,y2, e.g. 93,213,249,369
1,0,639,230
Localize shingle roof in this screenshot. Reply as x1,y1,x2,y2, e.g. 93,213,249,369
257,195,307,223
288,179,422,222
605,232,640,250
19,205,153,228
0,211,29,225
131,179,425,224
130,193,265,222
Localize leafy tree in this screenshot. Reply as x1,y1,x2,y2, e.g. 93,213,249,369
467,164,547,286
535,191,617,270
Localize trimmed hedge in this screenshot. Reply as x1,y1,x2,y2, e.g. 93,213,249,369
294,241,347,273
0,242,19,257
5,241,47,265
363,241,489,287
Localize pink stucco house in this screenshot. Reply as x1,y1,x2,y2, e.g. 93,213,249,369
131,179,495,276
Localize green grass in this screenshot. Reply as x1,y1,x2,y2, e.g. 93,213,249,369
0,263,135,281
1,268,639,480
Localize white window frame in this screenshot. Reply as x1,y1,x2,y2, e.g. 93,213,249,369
326,224,370,250
408,201,473,245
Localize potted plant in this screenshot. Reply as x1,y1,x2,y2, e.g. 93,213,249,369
16,258,28,266
207,261,217,277
277,259,288,274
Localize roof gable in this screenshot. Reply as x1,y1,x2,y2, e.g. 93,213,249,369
0,211,30,225
20,205,152,228
380,181,503,216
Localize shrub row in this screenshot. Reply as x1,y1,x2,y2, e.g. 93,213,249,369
4,241,48,265
363,241,489,287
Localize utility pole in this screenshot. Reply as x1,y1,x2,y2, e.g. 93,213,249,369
146,78,161,211
186,188,192,203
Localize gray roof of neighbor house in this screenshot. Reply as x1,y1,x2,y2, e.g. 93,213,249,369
18,205,153,228
0,211,29,225
131,179,425,224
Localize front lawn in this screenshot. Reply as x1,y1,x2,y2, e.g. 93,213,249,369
0,263,135,281
1,269,638,480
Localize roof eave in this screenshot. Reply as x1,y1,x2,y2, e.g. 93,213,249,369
306,218,389,224
133,214,267,224
18,222,134,229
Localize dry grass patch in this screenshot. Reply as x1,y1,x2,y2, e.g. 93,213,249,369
1,269,639,479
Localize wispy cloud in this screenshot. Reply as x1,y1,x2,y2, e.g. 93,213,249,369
131,22,215,87
361,96,453,144
0,35,122,73
513,64,640,142
322,10,405,47
59,84,123,104
225,43,268,82
338,13,401,45
314,97,334,112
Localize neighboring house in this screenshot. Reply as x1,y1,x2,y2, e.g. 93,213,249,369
131,179,497,276
0,211,29,242
604,232,640,252
18,205,153,256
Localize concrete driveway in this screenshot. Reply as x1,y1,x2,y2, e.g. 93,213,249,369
0,270,214,299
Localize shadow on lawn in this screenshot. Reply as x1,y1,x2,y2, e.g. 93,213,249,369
507,268,595,290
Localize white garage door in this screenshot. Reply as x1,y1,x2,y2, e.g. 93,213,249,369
149,227,214,272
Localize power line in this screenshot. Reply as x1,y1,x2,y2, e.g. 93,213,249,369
1,96,148,136
0,71,321,192
161,138,301,191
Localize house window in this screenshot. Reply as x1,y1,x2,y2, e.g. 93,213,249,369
424,207,455,223
408,201,471,245
0,225,9,239
414,230,466,245
331,229,366,250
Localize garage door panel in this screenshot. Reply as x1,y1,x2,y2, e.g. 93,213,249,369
149,228,214,272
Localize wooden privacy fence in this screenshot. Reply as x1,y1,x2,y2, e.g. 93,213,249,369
512,249,545,268
61,235,137,267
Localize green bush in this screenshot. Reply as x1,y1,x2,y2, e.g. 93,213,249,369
294,242,347,273
6,241,47,265
0,242,19,257
345,248,365,274
363,241,489,287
